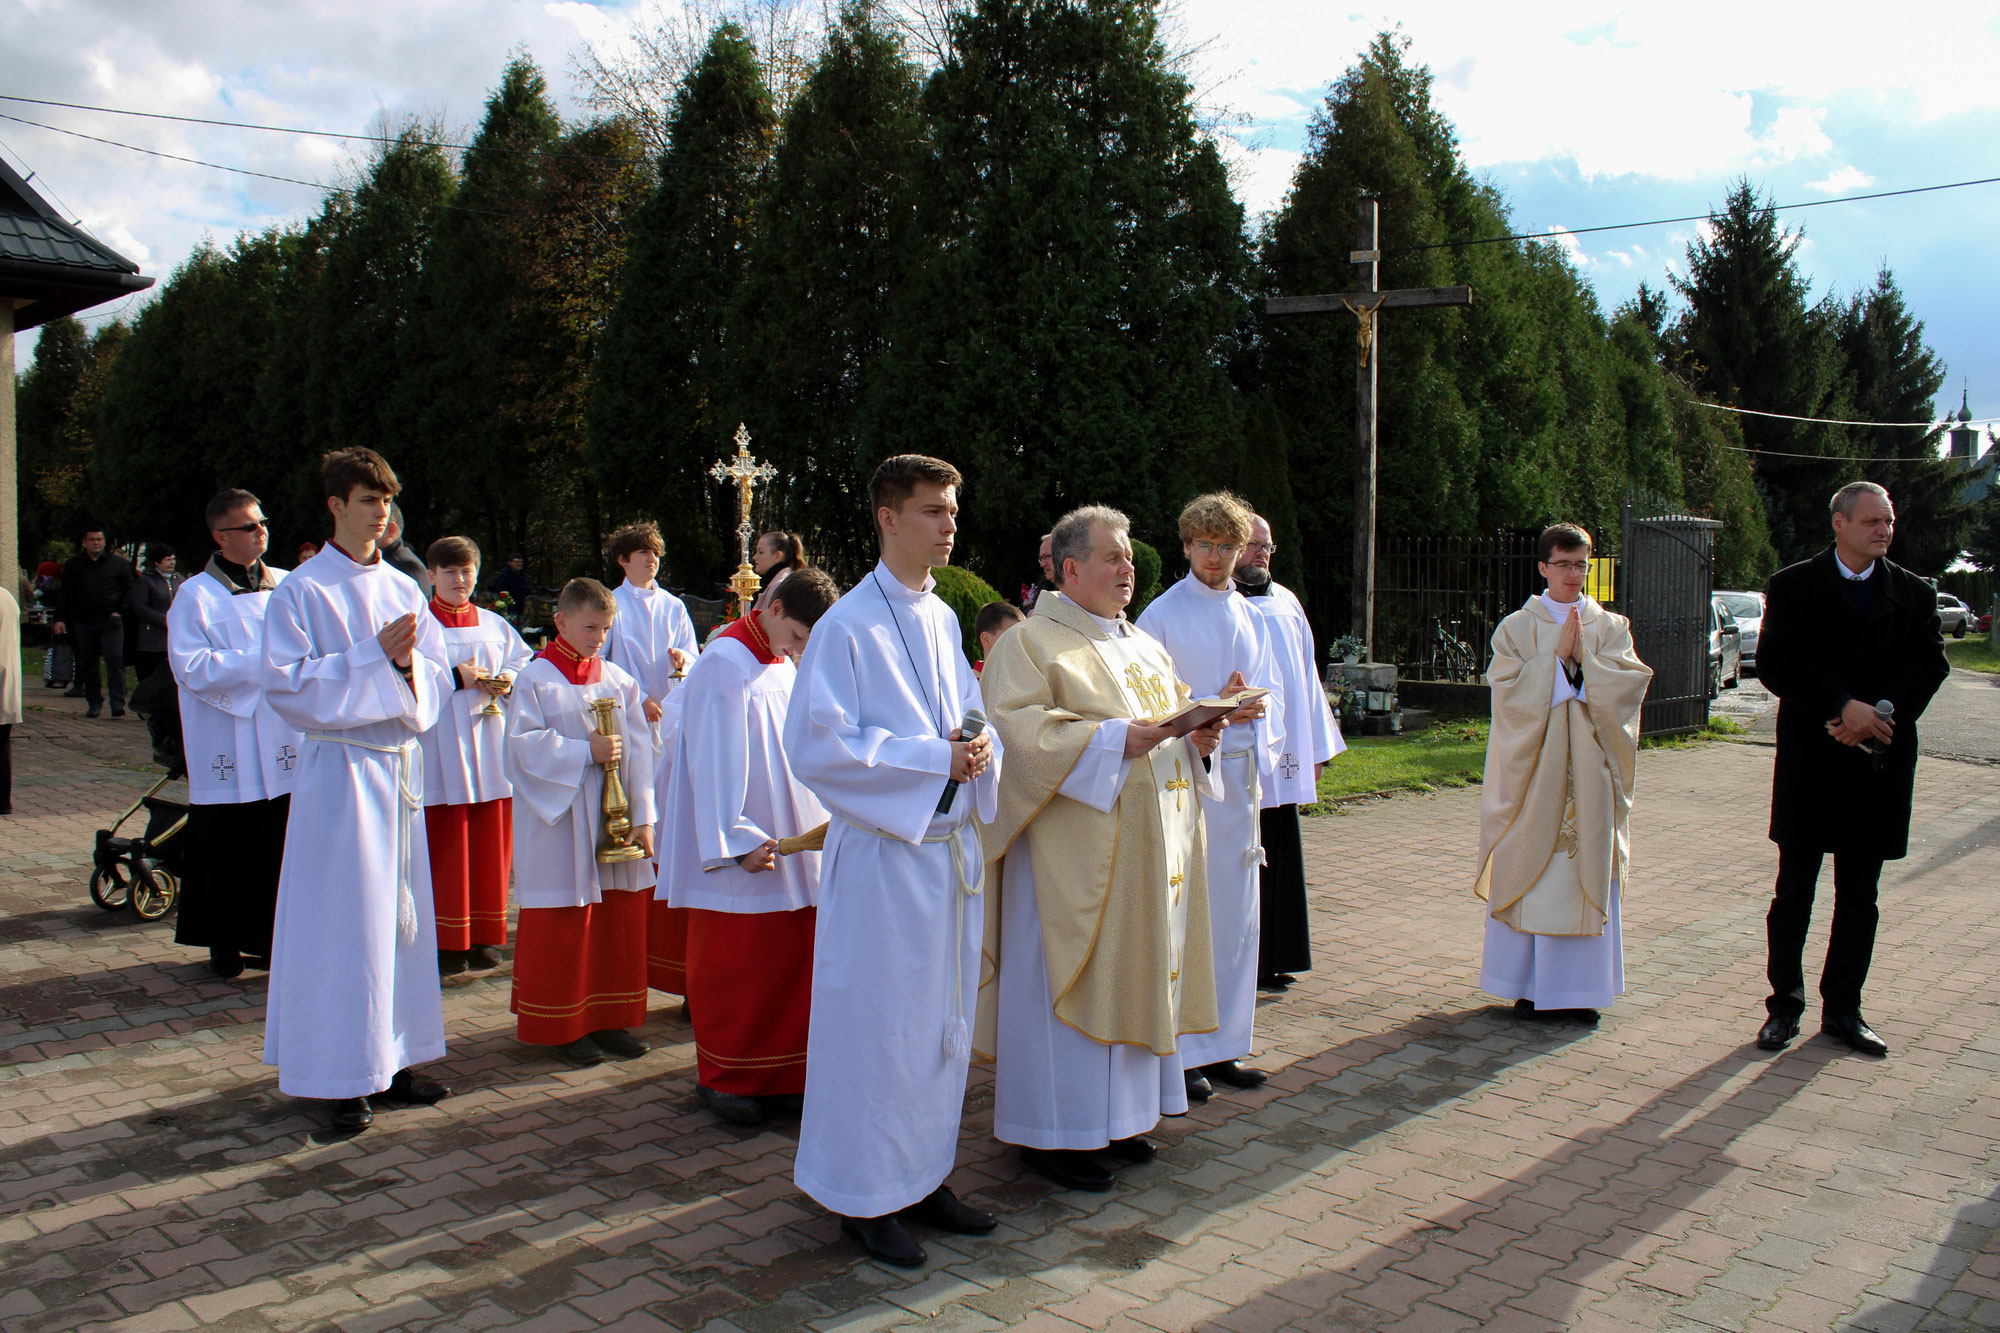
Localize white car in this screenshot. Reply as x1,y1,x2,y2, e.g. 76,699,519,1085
1937,593,1972,639
1715,590,1764,667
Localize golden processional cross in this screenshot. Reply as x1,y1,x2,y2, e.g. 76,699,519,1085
709,423,777,618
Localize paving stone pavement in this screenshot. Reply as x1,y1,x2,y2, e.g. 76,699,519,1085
4,685,1999,1333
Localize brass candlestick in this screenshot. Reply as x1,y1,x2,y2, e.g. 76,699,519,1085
590,697,647,864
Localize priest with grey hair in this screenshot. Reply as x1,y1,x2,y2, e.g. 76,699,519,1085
977,504,1227,1194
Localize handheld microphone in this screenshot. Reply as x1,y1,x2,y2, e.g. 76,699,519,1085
1861,699,1894,758
938,708,989,813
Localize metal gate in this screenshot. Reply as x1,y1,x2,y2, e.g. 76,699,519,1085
1620,489,1722,739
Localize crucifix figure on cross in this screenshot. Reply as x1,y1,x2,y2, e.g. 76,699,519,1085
709,423,778,619
1266,196,1473,662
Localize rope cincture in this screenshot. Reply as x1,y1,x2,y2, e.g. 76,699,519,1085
304,732,423,944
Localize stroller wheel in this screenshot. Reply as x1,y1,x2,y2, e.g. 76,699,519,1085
132,866,178,921
90,865,131,912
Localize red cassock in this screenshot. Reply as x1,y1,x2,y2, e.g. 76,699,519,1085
425,800,512,949
509,637,653,1044
647,899,689,997
687,904,816,1095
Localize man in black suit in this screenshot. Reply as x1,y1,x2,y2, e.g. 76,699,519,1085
1754,481,1950,1057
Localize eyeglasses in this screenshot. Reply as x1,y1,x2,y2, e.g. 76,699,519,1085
1191,541,1241,557
1542,560,1589,572
217,520,269,534
1244,542,1278,555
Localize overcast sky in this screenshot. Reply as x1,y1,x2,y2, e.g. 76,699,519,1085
7,0,1996,435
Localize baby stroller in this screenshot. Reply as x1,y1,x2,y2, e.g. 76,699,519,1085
89,665,190,921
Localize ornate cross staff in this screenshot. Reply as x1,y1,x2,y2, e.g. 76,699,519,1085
709,423,777,619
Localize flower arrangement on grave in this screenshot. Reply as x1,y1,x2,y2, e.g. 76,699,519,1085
1331,634,1364,664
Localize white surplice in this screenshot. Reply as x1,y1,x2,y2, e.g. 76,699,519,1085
1479,593,1623,1009
993,602,1220,1150
659,638,824,914
784,561,1002,1219
1248,582,1344,809
505,657,658,909
169,566,303,805
604,580,700,836
420,609,534,808
1137,574,1286,1069
260,545,453,1099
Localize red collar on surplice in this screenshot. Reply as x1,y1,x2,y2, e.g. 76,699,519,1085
720,609,783,665
537,635,603,686
429,597,479,629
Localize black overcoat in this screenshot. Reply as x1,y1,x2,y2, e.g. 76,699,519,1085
1758,546,1950,859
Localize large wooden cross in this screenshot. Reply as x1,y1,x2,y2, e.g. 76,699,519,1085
1265,197,1472,661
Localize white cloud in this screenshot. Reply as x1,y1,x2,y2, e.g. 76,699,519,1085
1542,226,1591,268
1805,165,1876,194
1213,137,1302,219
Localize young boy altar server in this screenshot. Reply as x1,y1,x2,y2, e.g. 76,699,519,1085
659,568,840,1127
262,449,455,1133
420,537,533,976
601,522,700,1000
506,577,660,1067
1137,492,1285,1103
784,454,1003,1268
1476,523,1651,1024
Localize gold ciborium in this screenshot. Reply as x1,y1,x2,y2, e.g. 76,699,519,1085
477,670,510,717
590,697,648,864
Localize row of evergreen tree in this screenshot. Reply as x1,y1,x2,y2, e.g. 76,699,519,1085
15,2,1975,619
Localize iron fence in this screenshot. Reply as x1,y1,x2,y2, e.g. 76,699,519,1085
1372,533,1543,682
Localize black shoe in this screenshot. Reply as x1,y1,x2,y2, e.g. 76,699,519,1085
241,954,271,973
85,705,102,719
1257,973,1296,991
379,1069,451,1105
1203,1060,1268,1088
556,1035,606,1067
1756,1012,1799,1050
589,1028,651,1060
1102,1136,1157,1166
1514,998,1539,1018
1558,1008,1601,1026
207,947,245,979
903,1185,996,1235
438,950,469,977
697,1084,765,1126
1020,1147,1115,1192
840,1213,926,1267
110,707,126,719
1183,1069,1212,1104
330,1097,373,1130
1823,1012,1889,1058
466,944,504,971
63,686,85,698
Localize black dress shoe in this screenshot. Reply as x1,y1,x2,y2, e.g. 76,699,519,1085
1183,1069,1212,1104
903,1185,996,1234
1257,973,1295,991
1514,998,1539,1018
1757,1013,1800,1051
438,950,469,977
110,707,126,719
697,1084,765,1126
1020,1147,1115,1192
1558,1008,1601,1026
556,1035,606,1067
1203,1060,1268,1088
466,945,504,971
1101,1136,1156,1165
85,704,102,719
1823,1012,1889,1057
330,1097,373,1130
589,1028,651,1060
840,1213,926,1267
207,947,244,979
380,1069,451,1105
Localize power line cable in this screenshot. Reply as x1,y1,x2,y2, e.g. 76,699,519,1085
1692,399,1999,430
1381,174,2000,256
1724,443,1992,463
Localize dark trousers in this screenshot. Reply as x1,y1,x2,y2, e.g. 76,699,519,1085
72,616,126,709
133,651,167,686
1765,843,1883,1019
0,723,12,815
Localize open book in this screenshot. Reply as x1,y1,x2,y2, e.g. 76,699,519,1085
1150,687,1269,739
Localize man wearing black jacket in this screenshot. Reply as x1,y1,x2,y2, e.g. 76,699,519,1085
1754,482,1950,1058
53,525,135,719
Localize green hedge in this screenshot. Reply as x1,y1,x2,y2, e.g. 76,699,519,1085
932,565,1005,663
1130,539,1163,618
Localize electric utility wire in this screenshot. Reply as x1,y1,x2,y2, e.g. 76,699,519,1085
1724,444,1995,464
1692,400,2000,429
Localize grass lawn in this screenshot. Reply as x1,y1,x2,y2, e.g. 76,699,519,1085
1945,636,2000,674
1307,718,1490,810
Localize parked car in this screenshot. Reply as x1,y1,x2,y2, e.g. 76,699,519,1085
1708,597,1742,697
1714,590,1765,666
1980,609,1994,633
1936,593,1972,639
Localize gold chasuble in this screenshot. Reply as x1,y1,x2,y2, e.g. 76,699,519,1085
975,594,1219,1058
1475,596,1652,936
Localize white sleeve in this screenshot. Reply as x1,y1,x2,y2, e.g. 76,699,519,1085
686,672,771,868
504,676,593,827
168,590,262,718
620,671,658,830
263,589,425,732
1056,720,1133,815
